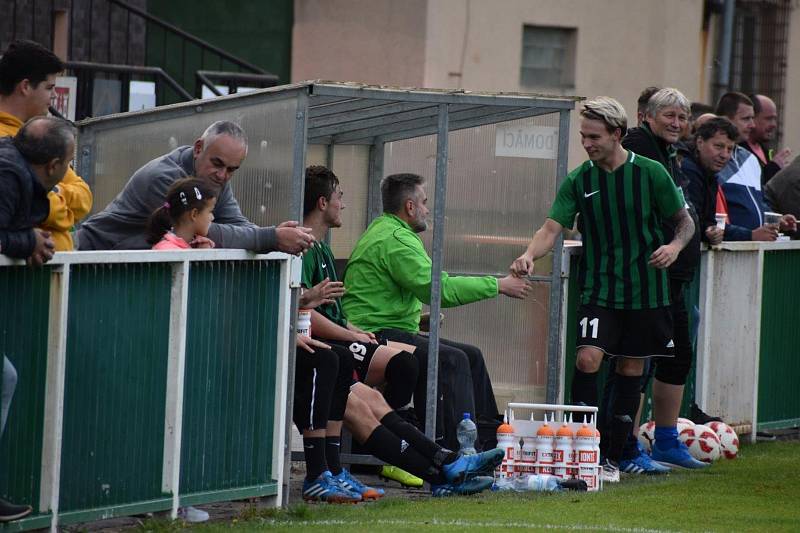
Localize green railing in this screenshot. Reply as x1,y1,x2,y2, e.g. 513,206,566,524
0,250,297,531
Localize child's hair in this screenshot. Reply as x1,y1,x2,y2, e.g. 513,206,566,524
146,178,217,244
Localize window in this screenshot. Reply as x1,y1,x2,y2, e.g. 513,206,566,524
520,26,577,91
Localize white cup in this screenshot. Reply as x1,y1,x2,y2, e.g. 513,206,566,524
715,213,726,230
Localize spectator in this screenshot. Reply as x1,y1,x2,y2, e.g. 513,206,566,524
745,94,793,184
635,86,661,127
0,40,92,251
683,117,738,246
510,97,698,481
342,173,531,450
714,92,796,240
146,178,217,250
764,156,800,237
614,87,707,472
0,116,75,522
77,121,314,253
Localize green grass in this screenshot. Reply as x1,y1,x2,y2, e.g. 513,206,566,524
146,441,800,533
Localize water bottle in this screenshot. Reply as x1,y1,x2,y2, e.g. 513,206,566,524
456,412,477,455
518,473,561,492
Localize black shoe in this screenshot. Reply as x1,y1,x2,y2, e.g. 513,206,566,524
690,403,722,424
558,478,588,491
0,498,32,522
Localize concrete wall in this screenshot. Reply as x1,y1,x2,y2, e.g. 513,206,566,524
292,0,427,86
424,0,705,166
782,6,800,155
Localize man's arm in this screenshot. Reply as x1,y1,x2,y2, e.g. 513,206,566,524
510,219,564,276
0,172,36,258
386,233,499,308
649,208,694,269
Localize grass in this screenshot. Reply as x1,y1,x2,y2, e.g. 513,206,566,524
139,441,800,533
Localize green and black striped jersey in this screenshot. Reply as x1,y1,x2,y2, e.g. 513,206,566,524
548,151,685,310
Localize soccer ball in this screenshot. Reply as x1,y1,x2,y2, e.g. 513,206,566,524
677,418,695,437
679,424,721,462
638,420,656,452
706,421,739,459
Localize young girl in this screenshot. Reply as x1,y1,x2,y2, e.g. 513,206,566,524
147,178,217,250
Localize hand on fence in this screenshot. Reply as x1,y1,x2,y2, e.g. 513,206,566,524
190,235,216,249
297,335,330,353
276,221,315,254
779,214,797,233
705,226,724,246
751,224,779,241
498,274,532,299
28,229,55,267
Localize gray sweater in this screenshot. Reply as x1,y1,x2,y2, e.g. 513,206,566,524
77,146,277,251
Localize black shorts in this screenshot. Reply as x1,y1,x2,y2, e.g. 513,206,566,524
576,304,674,359
325,340,382,381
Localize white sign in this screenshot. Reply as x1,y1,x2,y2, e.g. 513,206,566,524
129,81,156,112
53,76,77,121
495,125,559,159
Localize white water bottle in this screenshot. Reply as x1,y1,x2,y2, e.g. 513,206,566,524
520,435,536,475
456,413,477,455
495,415,516,478
553,421,574,479
576,423,599,491
297,309,311,337
535,417,554,475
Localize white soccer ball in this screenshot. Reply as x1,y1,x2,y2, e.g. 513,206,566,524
679,424,721,463
706,421,739,460
637,420,656,452
677,417,695,427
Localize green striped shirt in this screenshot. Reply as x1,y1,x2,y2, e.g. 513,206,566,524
548,151,685,309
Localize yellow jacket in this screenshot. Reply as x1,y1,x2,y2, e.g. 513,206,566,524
0,111,93,250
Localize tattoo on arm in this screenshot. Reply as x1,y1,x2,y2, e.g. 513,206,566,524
670,208,695,249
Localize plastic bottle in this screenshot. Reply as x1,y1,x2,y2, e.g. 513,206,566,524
518,473,561,492
297,309,311,337
456,412,477,455
553,419,574,479
519,433,536,476
535,415,554,475
575,423,598,491
495,414,516,478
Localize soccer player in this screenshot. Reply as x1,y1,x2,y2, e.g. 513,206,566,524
510,97,696,480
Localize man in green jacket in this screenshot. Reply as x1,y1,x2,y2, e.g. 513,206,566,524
342,173,531,449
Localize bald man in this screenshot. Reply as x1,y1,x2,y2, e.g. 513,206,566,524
745,94,793,184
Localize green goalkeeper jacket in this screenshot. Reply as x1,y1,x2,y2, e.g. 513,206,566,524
342,213,498,333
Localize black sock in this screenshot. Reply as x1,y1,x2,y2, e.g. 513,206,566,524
325,436,343,475
364,425,445,485
303,437,327,481
380,411,458,467
605,374,641,462
571,368,598,414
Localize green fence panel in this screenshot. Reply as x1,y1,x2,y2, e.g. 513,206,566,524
180,261,280,498
758,249,800,430
59,263,172,512
0,267,50,517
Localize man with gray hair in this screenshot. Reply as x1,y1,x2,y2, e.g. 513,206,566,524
0,116,75,522
615,87,709,471
77,120,314,253
510,96,697,481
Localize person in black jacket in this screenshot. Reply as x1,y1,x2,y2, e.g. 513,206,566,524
602,88,708,471
0,116,74,522
683,118,739,247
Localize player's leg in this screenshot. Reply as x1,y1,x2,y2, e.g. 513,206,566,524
651,280,708,469
294,347,361,503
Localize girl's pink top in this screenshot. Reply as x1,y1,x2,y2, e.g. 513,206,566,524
152,232,191,250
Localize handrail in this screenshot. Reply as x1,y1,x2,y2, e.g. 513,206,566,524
196,69,280,97
0,250,293,267
105,0,266,75
65,60,193,101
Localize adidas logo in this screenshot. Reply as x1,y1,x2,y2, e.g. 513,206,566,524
400,439,409,453
666,339,675,348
